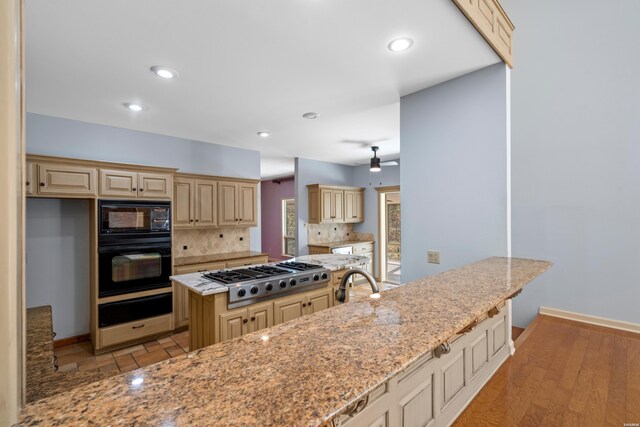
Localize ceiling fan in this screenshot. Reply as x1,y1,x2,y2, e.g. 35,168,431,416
370,146,398,172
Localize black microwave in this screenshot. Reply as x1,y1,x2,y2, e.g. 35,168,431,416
99,200,171,244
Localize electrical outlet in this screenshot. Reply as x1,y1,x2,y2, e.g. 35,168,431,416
239,237,244,241
219,234,223,238
183,245,188,250
427,250,440,264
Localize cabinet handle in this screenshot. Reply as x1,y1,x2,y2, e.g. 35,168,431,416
239,219,243,221
302,303,307,307
132,188,137,191
132,324,145,329
251,316,256,321
190,219,194,222
195,219,199,222
140,189,144,192
40,183,45,187
26,181,30,186
243,318,248,324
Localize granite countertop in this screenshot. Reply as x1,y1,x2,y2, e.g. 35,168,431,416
171,254,370,295
19,257,551,426
173,251,269,267
307,240,374,248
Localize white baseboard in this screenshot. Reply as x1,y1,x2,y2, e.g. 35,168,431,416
539,306,640,334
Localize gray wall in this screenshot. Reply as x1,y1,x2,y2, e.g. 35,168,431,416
26,199,90,339
502,0,640,327
400,63,508,282
27,113,262,251
352,162,401,277
294,158,354,256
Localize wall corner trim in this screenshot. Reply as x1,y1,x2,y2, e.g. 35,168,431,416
539,306,640,335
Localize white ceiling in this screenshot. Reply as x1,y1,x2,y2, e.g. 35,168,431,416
25,0,499,179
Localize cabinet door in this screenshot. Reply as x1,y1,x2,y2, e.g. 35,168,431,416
138,172,172,199
237,182,257,226
218,181,238,226
100,169,138,198
219,309,247,342
273,294,306,325
354,190,364,222
306,288,332,315
25,161,34,195
175,285,190,328
195,179,217,228
320,188,333,222
308,187,320,224
38,163,97,196
333,190,344,221
173,178,195,228
247,302,273,333
344,190,355,222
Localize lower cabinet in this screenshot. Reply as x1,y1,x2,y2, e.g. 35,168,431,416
273,287,333,325
219,301,274,341
335,305,512,427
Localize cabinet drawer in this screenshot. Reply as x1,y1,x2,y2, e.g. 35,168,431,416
99,314,172,348
225,256,268,268
174,262,226,274
353,243,373,253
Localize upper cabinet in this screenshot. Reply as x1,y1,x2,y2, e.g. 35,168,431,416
307,184,364,224
218,181,258,227
173,175,218,229
99,169,172,199
37,162,98,197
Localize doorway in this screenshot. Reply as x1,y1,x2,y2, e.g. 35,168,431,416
377,186,401,284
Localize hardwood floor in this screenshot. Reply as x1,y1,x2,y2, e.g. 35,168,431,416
453,315,640,426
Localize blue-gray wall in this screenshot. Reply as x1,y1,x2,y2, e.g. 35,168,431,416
26,199,90,339
503,0,640,327
352,162,401,277
294,157,354,256
400,63,508,282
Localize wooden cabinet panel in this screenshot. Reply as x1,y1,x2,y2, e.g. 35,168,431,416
247,302,273,333
470,332,489,378
344,190,355,221
238,182,257,226
173,262,225,328
307,288,331,315
218,181,238,226
308,185,364,224
308,187,320,223
38,163,97,196
173,178,195,228
441,350,466,407
25,161,34,195
225,255,268,268
354,190,364,222
219,309,246,342
274,294,306,325
138,172,172,199
492,316,507,355
399,378,434,427
195,179,217,227
99,314,172,348
99,169,138,197
333,190,344,221
320,188,333,222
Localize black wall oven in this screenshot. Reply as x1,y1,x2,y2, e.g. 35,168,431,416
98,200,172,298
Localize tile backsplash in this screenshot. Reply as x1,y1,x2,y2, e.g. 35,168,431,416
308,223,354,244
173,228,250,257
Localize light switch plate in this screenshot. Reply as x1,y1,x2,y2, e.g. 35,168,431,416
427,250,440,264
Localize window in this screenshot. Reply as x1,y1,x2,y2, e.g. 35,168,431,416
282,199,296,256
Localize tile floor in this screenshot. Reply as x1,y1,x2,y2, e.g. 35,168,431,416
55,330,189,374
54,284,399,375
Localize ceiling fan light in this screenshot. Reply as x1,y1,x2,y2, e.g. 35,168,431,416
370,158,381,172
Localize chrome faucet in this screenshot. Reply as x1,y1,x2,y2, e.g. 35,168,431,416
335,268,380,303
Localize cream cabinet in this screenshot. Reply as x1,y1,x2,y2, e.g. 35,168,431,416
273,287,333,324
218,181,258,227
25,161,35,195
307,184,364,224
37,162,98,197
173,261,226,329
173,176,218,229
219,301,274,341
99,169,172,199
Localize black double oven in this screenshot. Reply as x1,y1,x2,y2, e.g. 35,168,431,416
98,200,173,328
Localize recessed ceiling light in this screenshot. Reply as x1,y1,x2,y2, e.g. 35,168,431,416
150,66,179,79
257,131,271,138
302,112,319,119
387,37,414,52
124,102,146,112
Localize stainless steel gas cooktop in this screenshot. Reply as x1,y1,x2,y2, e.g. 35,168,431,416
203,262,330,309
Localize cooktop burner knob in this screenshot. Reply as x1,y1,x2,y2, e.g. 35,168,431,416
237,289,246,297
313,274,320,281
250,286,259,295
289,279,297,286
321,272,328,280
279,280,287,288
265,283,273,291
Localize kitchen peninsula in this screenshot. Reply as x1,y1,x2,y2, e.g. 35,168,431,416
19,257,551,426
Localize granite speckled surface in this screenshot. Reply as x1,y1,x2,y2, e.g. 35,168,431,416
307,239,374,249
173,250,269,267
19,257,551,426
171,254,370,295
26,307,115,403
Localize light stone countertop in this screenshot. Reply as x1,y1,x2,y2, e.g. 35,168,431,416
307,240,374,249
170,254,371,296
19,257,551,426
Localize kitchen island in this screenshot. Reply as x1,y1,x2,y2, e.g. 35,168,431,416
19,257,551,426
